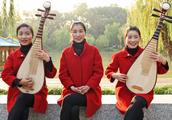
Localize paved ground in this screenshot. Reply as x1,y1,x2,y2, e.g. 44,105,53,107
0,76,172,90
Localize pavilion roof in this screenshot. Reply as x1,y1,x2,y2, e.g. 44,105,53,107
0,37,19,47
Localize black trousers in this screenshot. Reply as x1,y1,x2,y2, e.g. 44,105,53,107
124,96,147,120
60,93,87,120
8,93,34,120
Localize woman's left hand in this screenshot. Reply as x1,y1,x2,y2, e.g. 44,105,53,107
77,85,90,95
149,52,167,65
36,50,50,62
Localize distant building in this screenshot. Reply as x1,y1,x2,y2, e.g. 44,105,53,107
0,37,20,70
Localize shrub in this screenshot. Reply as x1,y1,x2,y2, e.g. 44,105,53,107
154,85,172,94
48,88,62,95
0,89,7,95
0,85,172,95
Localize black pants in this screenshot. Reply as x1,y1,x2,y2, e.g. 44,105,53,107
60,93,87,120
124,96,147,120
8,93,34,120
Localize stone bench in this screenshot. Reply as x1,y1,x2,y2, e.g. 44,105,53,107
0,95,172,120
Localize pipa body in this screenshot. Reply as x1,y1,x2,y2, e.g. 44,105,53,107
17,38,44,94
126,17,164,94
126,39,158,94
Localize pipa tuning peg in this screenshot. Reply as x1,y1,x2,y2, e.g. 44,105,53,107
48,13,56,16
164,15,172,20
153,8,162,13
37,9,45,12
35,14,41,17
151,14,160,18
46,16,54,19
164,18,172,23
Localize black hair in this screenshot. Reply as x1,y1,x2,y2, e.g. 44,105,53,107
16,23,34,36
70,21,86,33
125,26,141,38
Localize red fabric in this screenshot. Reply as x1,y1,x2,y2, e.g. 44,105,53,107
1,48,57,113
105,47,169,113
58,42,104,117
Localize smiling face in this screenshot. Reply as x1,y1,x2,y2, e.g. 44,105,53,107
70,23,86,43
125,30,141,49
17,27,33,46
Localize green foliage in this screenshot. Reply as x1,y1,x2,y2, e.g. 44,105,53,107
1,85,172,95
128,0,172,56
8,0,15,36
0,0,16,37
154,85,172,94
44,26,70,51
1,0,8,37
0,89,7,95
96,35,109,48
96,22,123,49
86,35,96,45
102,88,114,95
85,6,127,38
48,88,62,95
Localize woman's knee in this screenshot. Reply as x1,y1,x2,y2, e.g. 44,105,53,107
131,96,147,108
16,93,34,106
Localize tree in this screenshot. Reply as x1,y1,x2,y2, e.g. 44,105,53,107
96,22,122,49
161,23,172,60
128,0,172,60
8,0,15,36
0,0,16,37
2,0,8,37
86,6,127,39
72,4,127,39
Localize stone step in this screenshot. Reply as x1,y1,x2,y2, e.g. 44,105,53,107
0,95,172,120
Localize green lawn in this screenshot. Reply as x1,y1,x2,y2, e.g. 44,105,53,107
49,50,172,78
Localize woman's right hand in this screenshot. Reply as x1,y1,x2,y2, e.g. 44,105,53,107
19,78,34,90
70,86,81,93
112,73,128,83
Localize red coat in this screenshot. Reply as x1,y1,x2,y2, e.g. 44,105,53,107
105,47,168,113
1,48,57,113
58,42,104,117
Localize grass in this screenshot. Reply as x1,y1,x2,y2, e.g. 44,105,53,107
49,50,172,78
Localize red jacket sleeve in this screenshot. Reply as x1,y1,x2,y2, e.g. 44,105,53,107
105,53,119,82
157,62,169,74
58,51,74,88
1,54,16,86
44,60,57,78
86,48,104,89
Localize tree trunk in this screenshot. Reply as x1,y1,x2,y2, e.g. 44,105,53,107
161,23,172,61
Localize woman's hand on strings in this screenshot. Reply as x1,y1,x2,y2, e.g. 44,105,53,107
149,52,167,65
112,73,128,83
36,50,50,62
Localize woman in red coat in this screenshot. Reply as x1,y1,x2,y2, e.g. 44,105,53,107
105,26,169,120
1,23,57,120
58,21,104,120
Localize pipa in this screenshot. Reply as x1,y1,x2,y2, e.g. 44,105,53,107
17,1,56,94
126,2,171,94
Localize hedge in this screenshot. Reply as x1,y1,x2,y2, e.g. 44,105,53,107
1,85,172,95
